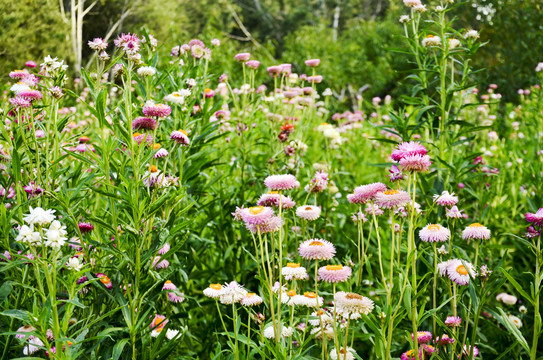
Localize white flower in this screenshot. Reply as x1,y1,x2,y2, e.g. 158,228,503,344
44,220,67,248
211,38,221,46
449,38,461,49
536,62,543,73
508,315,522,329
496,292,517,305
166,328,180,340
465,30,480,39
16,225,41,245
137,66,156,77
23,336,43,355
23,207,56,226
399,15,410,23
422,35,442,47
322,88,333,96
66,257,83,271
263,324,294,339
186,78,197,87
519,305,527,314
10,82,31,94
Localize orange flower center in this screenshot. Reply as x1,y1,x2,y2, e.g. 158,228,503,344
304,292,317,298
428,224,440,231
165,280,172,284
456,265,468,276
309,241,324,246
153,143,161,150
287,263,300,268
384,190,399,195
133,132,142,137
426,35,435,38
99,275,111,285
204,88,212,93
326,265,343,271
321,122,329,126
305,206,313,211
268,191,279,195
249,206,264,215
149,165,158,173
246,292,256,297
210,283,222,290
287,290,296,297
469,223,484,228
345,293,363,300
178,129,188,135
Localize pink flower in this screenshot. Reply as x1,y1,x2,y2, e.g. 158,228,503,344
88,38,108,51
389,164,404,182
133,117,157,131
412,331,433,344
296,205,321,221
374,190,411,209
436,334,455,345
96,273,113,290
462,223,491,240
461,345,479,357
305,171,329,193
153,256,170,269
240,206,274,226
434,191,458,206
114,33,141,54
235,53,250,62
401,349,423,360
170,130,190,146
150,314,168,333
162,280,185,303
347,183,387,204
305,59,320,67
444,316,462,327
318,265,352,283
9,97,31,109
280,63,292,74
245,215,283,234
399,154,431,172
158,242,170,255
298,239,336,260
142,102,171,118
307,75,323,83
525,208,543,226
25,61,37,68
419,224,450,242
391,141,428,162
9,70,29,79
264,174,300,191
446,206,464,219
365,204,384,216
78,222,94,233
257,192,296,209
154,148,169,159
246,60,260,69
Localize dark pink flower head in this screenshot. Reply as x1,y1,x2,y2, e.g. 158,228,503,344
96,273,113,290
526,225,540,238
114,33,141,54
246,60,260,69
133,117,157,131
267,66,281,77
9,97,31,109
399,154,432,172
347,182,387,204
22,74,40,87
389,164,404,182
170,130,190,146
525,208,543,226
235,53,250,62
25,61,37,68
412,331,433,344
9,69,29,79
78,222,94,233
142,102,171,118
436,334,455,345
391,141,428,162
18,90,43,101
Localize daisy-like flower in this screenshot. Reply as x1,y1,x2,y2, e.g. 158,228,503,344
9,69,29,79
434,191,459,206
308,309,333,326
165,328,180,340
114,33,141,54
365,204,384,216
78,222,94,233
88,38,108,51
17,90,43,101
496,292,517,305
436,334,455,345
257,191,296,209
96,273,113,290
263,324,294,339
311,325,335,340
9,97,31,108
298,239,336,260
163,280,185,303
245,215,283,234
65,257,83,271
464,30,480,39
291,292,324,308
305,59,320,67
142,102,172,118
150,314,168,337
318,265,352,283
399,15,411,23
445,206,464,219
240,206,274,226
400,154,431,172
347,182,387,204
44,220,68,248
391,141,428,162
462,223,491,240
170,130,190,145
305,171,329,193
525,208,543,226
23,336,43,355
234,53,250,62
401,349,423,360
203,283,225,298
164,89,191,104
246,60,260,69
419,224,450,243
152,256,169,269
23,206,56,226
296,205,321,221
282,263,309,280
412,331,433,344
447,259,477,286
137,66,156,77
508,315,522,329
16,325,36,339
422,35,442,47
374,190,411,209
403,0,421,7
133,117,157,131
334,291,374,319
351,212,368,223
219,281,247,304
264,174,300,191
461,345,479,357
241,292,263,306
15,225,41,245
330,347,357,360
444,316,462,327
154,148,169,159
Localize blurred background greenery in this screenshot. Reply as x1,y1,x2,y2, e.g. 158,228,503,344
1,0,542,102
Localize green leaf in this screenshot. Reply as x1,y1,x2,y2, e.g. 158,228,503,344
112,338,130,360
0,281,12,302
500,267,534,305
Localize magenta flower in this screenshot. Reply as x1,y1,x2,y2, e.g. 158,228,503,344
257,192,296,209
170,130,190,146
96,273,113,290
388,164,404,182
444,316,462,327
142,102,171,118
391,141,428,162
25,61,37,68
246,60,260,69
78,222,94,233
347,182,387,204
133,117,157,131
412,331,433,344
525,208,543,226
240,206,274,226
307,75,323,83
298,239,335,260
235,53,250,62
114,33,141,54
318,265,352,283
399,154,431,172
264,174,300,191
9,97,31,109
267,65,281,77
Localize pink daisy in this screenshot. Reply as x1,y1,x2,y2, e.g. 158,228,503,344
436,334,455,345
96,273,113,290
25,61,37,68
401,349,423,360
88,38,108,51
158,242,170,255
78,222,94,233
419,224,450,242
374,190,411,209
412,331,433,344
152,256,170,269
246,60,260,69
399,154,431,172
240,206,274,226
298,239,336,260
150,314,168,334
9,70,29,79
307,75,323,83
267,65,281,77
462,223,491,240
365,204,384,216
234,53,250,62
461,345,479,357
257,192,296,209
444,316,462,327
525,208,543,226
347,182,387,204
114,33,141,54
142,102,172,118
241,292,263,306
446,259,477,286
296,205,321,221
133,117,157,131
391,141,428,162
433,191,458,206
9,97,31,108
154,148,169,159
16,325,36,339
305,171,329,193
446,206,464,219
305,59,320,67
170,130,190,145
264,174,300,191
245,215,283,234
318,265,352,283
163,280,185,303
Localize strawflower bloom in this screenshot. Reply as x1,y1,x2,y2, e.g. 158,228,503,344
374,189,411,209
318,265,352,283
133,117,157,131
330,347,356,360
219,281,247,304
150,314,168,337
137,66,156,77
281,263,309,280
305,59,321,67
291,292,323,307
306,171,329,193
401,349,424,360
347,182,387,204
264,174,300,191
88,38,108,51
496,292,517,305
422,35,442,47
525,208,543,226
241,292,263,306
298,239,336,260
365,204,384,216
96,273,113,290
246,60,260,69
412,331,433,344
234,53,250,62
334,291,374,319
461,345,479,357
263,324,294,339
462,223,491,240
65,257,83,271
296,205,321,221
240,206,274,226
17,90,43,101
170,130,190,145
399,154,431,172
142,102,171,118
152,256,169,269
436,334,455,345
78,222,94,233
446,259,477,286
391,141,428,162
203,283,224,298
446,206,464,219
444,316,462,327
419,224,450,243
389,164,404,182
257,191,296,209
16,225,41,245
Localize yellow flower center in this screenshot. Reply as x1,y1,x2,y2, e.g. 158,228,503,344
305,206,313,211
173,93,182,97
204,88,212,93
345,293,363,300
133,132,142,137
178,129,187,135
149,165,158,173
321,122,329,126
67,341,73,346
406,350,415,357
469,223,484,228
268,191,279,194
287,263,300,268
456,265,468,276
153,143,161,150
426,35,435,38
384,190,399,195
99,275,111,285
326,265,343,271
287,290,296,297
309,241,324,246
246,292,256,297
417,331,427,336
165,280,172,284
428,224,440,231
210,283,222,290
249,206,264,215
304,292,317,298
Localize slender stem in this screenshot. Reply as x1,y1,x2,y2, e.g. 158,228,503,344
433,243,438,334
531,234,541,360
332,283,341,360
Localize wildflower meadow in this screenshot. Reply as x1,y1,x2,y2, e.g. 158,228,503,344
1,0,543,359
